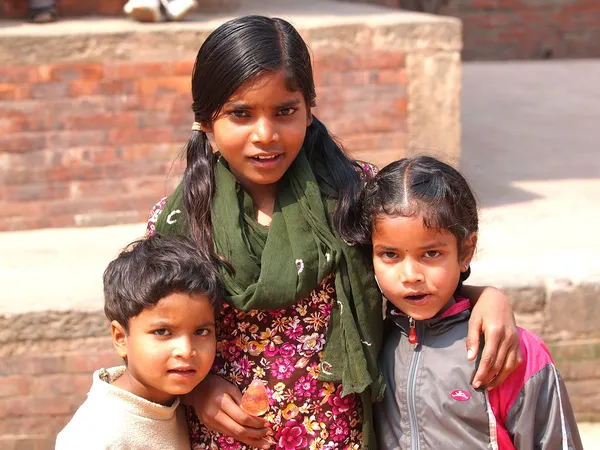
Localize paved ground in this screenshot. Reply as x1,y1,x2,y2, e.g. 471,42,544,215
461,60,600,289
0,55,599,442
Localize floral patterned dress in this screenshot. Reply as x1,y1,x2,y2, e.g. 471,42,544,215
145,162,377,450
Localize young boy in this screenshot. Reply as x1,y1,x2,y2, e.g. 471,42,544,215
56,234,221,449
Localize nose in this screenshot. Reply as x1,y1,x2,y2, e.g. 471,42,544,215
399,258,424,284
173,336,197,359
251,116,279,145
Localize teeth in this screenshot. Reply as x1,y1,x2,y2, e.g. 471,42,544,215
255,154,278,160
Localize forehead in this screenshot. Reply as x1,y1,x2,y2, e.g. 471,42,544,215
372,215,454,247
226,70,303,104
132,292,215,324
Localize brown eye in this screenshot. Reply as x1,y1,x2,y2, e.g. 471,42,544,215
278,108,296,116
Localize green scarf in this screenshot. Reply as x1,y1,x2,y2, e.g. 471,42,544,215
156,151,383,448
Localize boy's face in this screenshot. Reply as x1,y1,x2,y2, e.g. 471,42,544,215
111,292,216,405
372,215,476,321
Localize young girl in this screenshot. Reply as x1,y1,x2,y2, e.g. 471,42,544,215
340,156,582,449
146,15,522,449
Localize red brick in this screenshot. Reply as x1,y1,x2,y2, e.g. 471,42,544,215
0,133,46,153
0,84,31,101
173,61,195,76
4,183,69,202
104,62,174,80
28,374,91,396
0,395,75,418
0,376,28,398
139,77,190,96
61,112,138,131
109,127,174,146
0,356,66,377
0,415,71,438
45,130,108,149
68,80,99,97
49,64,104,82
63,351,122,374
30,82,69,99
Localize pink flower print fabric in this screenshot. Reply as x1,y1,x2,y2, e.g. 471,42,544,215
185,274,363,449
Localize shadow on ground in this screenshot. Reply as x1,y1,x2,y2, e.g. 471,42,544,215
460,60,600,208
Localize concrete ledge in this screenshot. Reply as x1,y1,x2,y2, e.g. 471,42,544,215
0,9,460,66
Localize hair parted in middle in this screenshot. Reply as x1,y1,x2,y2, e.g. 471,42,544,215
339,155,479,258
182,15,361,258
103,234,222,332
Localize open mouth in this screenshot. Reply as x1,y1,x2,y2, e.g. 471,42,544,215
405,294,428,301
251,154,282,162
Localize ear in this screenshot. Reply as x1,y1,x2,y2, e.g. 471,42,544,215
111,320,128,359
199,122,219,153
460,233,478,272
306,110,313,127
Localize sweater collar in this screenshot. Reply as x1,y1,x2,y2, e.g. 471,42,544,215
90,366,180,421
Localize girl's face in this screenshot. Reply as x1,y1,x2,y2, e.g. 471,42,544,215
372,214,476,321
202,70,312,201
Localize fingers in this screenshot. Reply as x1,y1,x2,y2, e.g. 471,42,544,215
471,325,501,389
210,398,272,449
199,394,271,448
487,336,523,390
187,374,272,447
466,315,482,361
220,391,270,430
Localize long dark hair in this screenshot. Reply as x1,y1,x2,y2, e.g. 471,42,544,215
339,155,479,283
183,15,360,256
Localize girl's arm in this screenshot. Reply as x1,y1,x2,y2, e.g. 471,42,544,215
460,285,523,390
182,374,272,449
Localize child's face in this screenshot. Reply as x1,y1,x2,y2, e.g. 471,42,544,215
111,292,216,405
372,215,476,321
201,70,312,199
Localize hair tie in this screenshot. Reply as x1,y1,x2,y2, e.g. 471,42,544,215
191,122,202,131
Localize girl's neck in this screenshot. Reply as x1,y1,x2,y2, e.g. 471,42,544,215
246,184,277,227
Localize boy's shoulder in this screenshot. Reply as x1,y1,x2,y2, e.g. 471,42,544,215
55,367,133,449
56,367,188,450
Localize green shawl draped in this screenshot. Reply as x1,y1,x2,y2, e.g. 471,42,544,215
155,151,383,448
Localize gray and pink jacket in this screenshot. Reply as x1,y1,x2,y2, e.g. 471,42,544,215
374,298,582,450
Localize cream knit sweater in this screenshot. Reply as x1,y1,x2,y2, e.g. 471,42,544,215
56,366,190,450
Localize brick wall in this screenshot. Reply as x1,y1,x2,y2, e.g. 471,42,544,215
0,53,407,231
0,337,121,450
2,282,599,449
0,15,463,232
443,0,600,60
362,0,600,59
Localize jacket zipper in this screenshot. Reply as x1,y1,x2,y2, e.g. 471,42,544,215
407,319,423,450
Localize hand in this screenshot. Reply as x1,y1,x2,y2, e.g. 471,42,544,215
466,287,523,390
183,374,273,448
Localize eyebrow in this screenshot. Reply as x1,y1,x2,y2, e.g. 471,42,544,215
148,320,216,328
224,98,302,110
417,241,448,250
373,241,448,251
